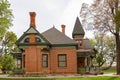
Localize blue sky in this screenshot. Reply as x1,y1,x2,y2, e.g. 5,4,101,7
9,0,93,38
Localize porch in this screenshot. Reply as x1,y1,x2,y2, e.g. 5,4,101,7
77,49,95,73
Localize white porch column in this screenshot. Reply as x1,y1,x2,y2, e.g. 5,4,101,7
85,57,87,67
85,56,89,72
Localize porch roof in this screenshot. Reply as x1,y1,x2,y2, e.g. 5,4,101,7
77,49,91,53
77,49,92,57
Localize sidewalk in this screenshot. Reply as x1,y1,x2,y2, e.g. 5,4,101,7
0,73,119,78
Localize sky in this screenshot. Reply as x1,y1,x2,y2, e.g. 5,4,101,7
9,0,93,38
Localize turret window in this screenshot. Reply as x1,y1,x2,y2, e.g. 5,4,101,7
77,40,82,46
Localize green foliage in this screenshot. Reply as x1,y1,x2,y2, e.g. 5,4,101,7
3,31,18,54
90,39,95,47
0,31,18,54
91,34,116,69
0,0,13,37
1,54,16,71
0,0,16,55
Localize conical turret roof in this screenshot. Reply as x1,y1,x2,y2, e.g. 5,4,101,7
72,17,85,38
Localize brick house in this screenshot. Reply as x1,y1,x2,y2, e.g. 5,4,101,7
16,12,93,74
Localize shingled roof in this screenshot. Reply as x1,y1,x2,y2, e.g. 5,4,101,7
42,27,77,45
84,39,92,49
72,17,85,38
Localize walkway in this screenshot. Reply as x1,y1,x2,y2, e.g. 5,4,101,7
0,73,119,78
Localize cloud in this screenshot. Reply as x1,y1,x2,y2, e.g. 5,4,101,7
9,0,93,38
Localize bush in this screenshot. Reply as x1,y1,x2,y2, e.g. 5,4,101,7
1,54,17,72
12,68,25,75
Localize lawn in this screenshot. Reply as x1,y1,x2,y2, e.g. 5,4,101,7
102,68,116,74
0,76,120,80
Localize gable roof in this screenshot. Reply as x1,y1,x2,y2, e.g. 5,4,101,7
72,17,85,38
16,27,50,45
42,27,77,45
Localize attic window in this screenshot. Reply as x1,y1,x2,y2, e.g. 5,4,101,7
35,37,41,42
24,37,29,43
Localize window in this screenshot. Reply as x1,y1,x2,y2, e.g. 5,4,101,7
58,54,67,67
77,40,82,46
42,54,48,68
78,40,82,46
24,37,29,43
35,37,41,42
23,55,25,68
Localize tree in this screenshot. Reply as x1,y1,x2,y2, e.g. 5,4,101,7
1,54,16,73
0,31,18,73
80,0,120,74
0,0,13,37
90,34,116,71
0,0,17,73
0,0,15,55
0,31,18,55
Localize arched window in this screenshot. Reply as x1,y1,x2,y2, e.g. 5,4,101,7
76,40,82,46
35,37,41,42
24,37,29,43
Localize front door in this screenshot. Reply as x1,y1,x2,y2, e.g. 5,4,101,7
77,57,85,68
77,57,85,73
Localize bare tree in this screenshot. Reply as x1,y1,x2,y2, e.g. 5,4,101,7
80,0,120,74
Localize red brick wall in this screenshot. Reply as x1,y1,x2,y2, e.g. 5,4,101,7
24,46,42,73
73,37,84,49
41,50,51,73
29,34,35,43
50,47,77,74
23,46,77,74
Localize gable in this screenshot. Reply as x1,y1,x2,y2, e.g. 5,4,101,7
16,27,50,46
26,27,38,34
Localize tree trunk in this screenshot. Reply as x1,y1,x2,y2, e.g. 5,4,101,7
116,33,120,75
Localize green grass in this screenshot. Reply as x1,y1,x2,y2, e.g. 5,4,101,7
0,77,120,80
102,68,116,73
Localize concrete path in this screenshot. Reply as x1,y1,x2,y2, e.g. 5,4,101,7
0,73,119,78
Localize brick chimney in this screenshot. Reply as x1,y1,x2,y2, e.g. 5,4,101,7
61,24,65,34
29,12,36,28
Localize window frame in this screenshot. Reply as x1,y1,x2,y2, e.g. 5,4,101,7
77,40,82,46
35,37,41,42
23,55,25,68
42,54,48,68
58,54,67,67
24,37,30,43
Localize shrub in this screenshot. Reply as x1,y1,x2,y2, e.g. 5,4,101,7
12,68,25,75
